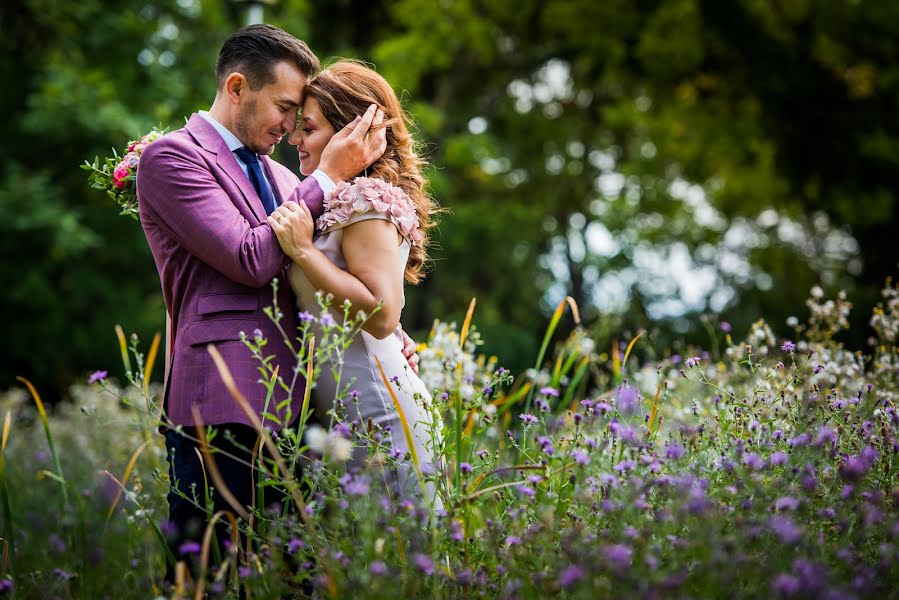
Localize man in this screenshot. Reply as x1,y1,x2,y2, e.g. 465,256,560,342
137,24,416,575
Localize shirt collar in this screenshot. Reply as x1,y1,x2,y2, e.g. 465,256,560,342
198,110,245,153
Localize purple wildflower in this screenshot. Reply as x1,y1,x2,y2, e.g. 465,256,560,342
0,579,12,593
287,538,305,555
460,462,473,474
684,356,702,368
540,386,559,397
370,561,387,576
770,451,789,466
179,541,201,555
616,383,640,415
774,496,800,511
319,312,336,327
813,364,824,374
743,452,765,470
571,450,590,465
505,536,522,546
666,443,684,460
413,553,434,575
840,456,869,482
519,413,538,426
781,340,796,353
770,515,803,544
298,311,315,323
344,476,371,496
771,573,800,596
559,565,584,587
88,370,108,384
604,544,633,572
720,321,732,332
253,328,264,340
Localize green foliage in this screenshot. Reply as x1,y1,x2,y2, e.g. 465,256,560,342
4,0,899,396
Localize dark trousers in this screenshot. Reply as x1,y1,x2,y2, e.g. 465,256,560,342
163,423,289,582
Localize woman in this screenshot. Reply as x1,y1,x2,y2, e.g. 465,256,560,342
268,61,441,502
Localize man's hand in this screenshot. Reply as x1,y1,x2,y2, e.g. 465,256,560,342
318,104,387,182
400,327,420,374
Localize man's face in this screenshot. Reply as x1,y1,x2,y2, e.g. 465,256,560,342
233,61,307,155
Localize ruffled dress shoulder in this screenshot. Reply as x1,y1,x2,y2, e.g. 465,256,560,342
316,176,423,245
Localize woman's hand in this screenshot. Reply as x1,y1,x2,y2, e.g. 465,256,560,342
268,200,316,261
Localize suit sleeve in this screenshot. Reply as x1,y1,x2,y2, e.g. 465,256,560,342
137,139,323,288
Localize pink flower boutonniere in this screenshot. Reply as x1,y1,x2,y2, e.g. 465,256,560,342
82,128,167,220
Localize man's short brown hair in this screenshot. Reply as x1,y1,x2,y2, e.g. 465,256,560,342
216,24,319,90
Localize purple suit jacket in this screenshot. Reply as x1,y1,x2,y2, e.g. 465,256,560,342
137,113,324,428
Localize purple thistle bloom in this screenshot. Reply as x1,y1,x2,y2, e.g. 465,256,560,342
345,476,371,496
535,398,550,412
614,460,635,473
370,560,387,576
179,541,201,555
0,579,12,593
604,544,633,572
239,566,253,579
814,426,837,447
253,328,264,340
476,449,488,460
517,484,536,498
594,401,612,414
771,573,800,596
813,364,824,374
88,370,109,384
519,413,538,425
770,515,803,545
684,356,702,368
571,450,590,465
666,443,684,460
287,538,304,555
616,383,640,415
505,536,522,546
743,452,765,471
774,496,800,511
540,386,559,397
770,451,789,466
460,462,473,474
781,340,796,353
413,553,434,575
789,433,810,447
840,456,869,482
559,565,584,587
720,321,732,332
298,311,315,323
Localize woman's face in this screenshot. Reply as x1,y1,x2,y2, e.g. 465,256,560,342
289,96,337,177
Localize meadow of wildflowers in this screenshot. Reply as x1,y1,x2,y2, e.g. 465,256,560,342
1,282,897,599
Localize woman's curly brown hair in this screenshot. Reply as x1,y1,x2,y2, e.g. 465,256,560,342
303,60,439,284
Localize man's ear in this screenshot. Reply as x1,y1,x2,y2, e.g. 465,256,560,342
224,72,247,104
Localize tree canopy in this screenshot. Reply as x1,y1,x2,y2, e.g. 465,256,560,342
2,0,897,397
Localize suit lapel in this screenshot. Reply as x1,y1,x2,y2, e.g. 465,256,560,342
184,114,267,223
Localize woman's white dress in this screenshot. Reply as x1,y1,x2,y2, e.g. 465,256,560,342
288,177,439,501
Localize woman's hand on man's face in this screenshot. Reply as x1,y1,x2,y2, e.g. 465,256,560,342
267,201,316,261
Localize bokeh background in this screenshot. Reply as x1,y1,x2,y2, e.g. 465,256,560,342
2,0,897,400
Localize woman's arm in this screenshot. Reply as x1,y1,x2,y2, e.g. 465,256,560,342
269,201,405,339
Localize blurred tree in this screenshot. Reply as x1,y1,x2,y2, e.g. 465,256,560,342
3,0,897,396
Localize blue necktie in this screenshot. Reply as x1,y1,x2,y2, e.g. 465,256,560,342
234,147,277,215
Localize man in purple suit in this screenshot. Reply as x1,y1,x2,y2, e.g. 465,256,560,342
136,24,398,572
